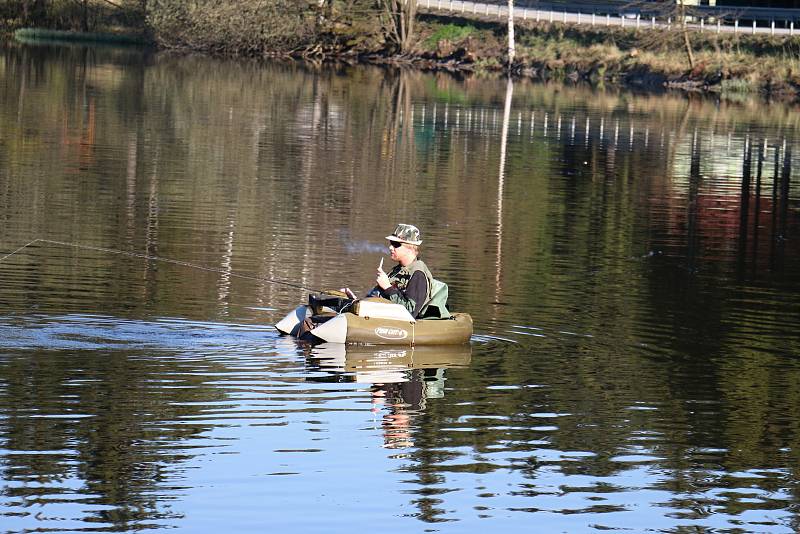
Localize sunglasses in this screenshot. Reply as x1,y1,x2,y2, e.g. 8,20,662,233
388,241,403,249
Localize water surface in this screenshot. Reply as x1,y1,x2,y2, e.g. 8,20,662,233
1,41,799,532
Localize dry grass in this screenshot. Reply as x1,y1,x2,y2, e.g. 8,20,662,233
419,15,800,95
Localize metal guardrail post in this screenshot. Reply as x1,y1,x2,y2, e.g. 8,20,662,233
536,10,540,22
636,14,640,28
606,14,610,26
563,10,567,24
792,22,795,36
652,17,655,28
592,13,595,26
700,18,704,32
771,21,775,35
577,12,580,24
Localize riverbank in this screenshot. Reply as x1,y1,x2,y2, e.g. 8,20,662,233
391,14,800,98
6,5,800,99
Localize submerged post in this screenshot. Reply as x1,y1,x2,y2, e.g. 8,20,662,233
751,139,766,268
780,145,792,243
738,138,753,264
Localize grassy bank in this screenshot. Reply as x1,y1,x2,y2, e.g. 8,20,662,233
411,15,800,97
5,0,800,98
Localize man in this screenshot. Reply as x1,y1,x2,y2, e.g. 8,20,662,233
370,223,434,319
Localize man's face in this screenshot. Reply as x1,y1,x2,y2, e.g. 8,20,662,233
388,240,403,262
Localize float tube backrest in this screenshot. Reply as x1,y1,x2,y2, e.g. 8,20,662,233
422,279,451,319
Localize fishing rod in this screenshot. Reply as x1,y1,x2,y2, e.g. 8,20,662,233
0,238,322,293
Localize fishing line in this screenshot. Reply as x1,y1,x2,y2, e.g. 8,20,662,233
0,238,322,293
0,239,39,264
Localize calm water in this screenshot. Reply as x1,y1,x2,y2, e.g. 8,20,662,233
1,41,799,532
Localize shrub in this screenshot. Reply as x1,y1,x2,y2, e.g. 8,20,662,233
146,0,317,54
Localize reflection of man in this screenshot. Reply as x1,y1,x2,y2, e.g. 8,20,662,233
371,387,415,449
370,369,445,449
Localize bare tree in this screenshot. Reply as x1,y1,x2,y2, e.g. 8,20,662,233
78,0,89,32
507,0,515,65
22,0,46,26
628,0,696,70
382,0,417,54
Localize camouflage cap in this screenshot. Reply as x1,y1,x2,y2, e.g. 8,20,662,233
385,223,423,245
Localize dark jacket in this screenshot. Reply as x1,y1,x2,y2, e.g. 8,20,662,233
375,259,433,319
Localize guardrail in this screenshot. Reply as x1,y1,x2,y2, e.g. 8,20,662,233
419,0,800,36
472,1,800,23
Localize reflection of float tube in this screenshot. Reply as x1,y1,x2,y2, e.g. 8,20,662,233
309,314,348,344
309,343,472,382
310,342,347,366
345,344,471,371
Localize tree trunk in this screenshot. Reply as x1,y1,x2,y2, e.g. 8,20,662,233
678,0,695,70
384,0,417,54
81,0,90,32
507,0,515,65
402,0,417,53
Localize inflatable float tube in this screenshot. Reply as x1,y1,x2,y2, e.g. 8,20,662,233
276,297,472,346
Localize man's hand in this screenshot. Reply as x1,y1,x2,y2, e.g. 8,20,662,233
376,268,391,290
338,287,356,299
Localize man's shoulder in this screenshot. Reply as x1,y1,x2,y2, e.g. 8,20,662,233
409,259,433,278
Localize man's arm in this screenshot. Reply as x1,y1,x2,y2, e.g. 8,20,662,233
382,271,428,318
